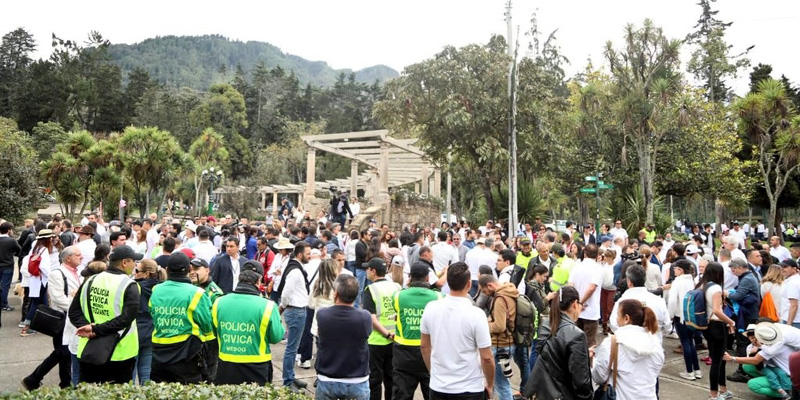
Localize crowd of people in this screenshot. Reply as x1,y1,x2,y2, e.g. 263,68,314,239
4,208,800,400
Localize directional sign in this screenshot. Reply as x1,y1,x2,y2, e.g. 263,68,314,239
599,183,614,189
580,188,597,194
584,176,597,182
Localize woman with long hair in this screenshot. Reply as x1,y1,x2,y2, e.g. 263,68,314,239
20,230,56,336
524,286,592,400
345,230,360,274
133,259,165,384
600,249,618,335
92,243,111,264
309,259,339,337
591,299,665,400
698,262,737,400
760,264,784,319
667,259,701,381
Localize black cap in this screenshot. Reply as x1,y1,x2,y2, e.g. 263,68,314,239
242,259,264,276
109,246,144,262
410,263,430,280
781,259,799,269
190,258,209,269
167,252,191,273
363,257,386,270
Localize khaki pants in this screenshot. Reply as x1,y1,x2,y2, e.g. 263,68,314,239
577,318,599,348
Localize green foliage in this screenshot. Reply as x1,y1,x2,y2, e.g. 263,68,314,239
0,382,310,400
40,130,97,219
492,180,547,225
29,121,68,162
0,117,38,222
0,28,36,120
607,185,673,235
108,34,398,90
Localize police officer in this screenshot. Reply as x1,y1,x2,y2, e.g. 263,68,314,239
363,257,402,400
213,259,285,385
392,263,443,400
189,257,223,382
68,246,142,383
149,252,214,383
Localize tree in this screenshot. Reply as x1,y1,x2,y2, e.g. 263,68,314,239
0,28,36,119
604,20,682,225
40,130,96,218
0,117,38,223
189,128,230,216
29,121,68,162
115,126,186,217
735,79,800,237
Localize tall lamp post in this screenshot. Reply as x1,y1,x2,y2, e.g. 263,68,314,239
202,167,223,216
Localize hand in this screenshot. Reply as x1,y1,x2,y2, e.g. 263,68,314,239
723,352,733,362
588,345,596,359
484,385,493,400
545,292,557,301
76,324,95,338
662,283,671,291
727,324,735,334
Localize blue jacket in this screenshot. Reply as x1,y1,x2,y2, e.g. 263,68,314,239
246,236,258,260
728,271,761,322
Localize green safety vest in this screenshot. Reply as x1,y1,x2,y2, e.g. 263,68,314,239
199,281,224,342
212,293,284,363
393,287,443,346
550,257,575,292
643,229,656,243
367,279,402,346
149,280,213,345
77,272,140,361
516,251,535,270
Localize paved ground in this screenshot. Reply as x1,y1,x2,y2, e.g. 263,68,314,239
0,291,762,399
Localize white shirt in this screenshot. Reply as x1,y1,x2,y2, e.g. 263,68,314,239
350,202,360,217
305,258,322,283
280,260,310,308
780,274,800,323
721,260,738,291
269,252,289,289
193,240,218,264
759,325,800,375
420,296,491,394
464,245,497,281
610,227,628,241
498,267,526,295
76,237,96,271
667,274,695,323
591,325,664,400
771,245,792,263
609,287,670,342
145,228,158,258
569,259,604,320
762,281,783,317
431,242,458,273
757,224,766,234
730,248,747,262
731,228,747,249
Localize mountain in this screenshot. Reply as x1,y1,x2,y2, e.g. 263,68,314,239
107,35,399,89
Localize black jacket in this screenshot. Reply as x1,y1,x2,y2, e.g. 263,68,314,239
210,254,246,293
526,255,558,282
524,314,592,400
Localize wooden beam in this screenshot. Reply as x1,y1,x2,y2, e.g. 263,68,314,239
327,141,382,149
302,129,387,142
307,141,378,169
348,147,409,155
382,136,427,158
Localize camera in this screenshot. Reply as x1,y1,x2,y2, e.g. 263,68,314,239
496,348,513,378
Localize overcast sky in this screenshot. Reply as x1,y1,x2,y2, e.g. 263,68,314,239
3,0,797,95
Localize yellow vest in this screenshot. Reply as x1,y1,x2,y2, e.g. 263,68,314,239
77,272,139,361
367,279,402,346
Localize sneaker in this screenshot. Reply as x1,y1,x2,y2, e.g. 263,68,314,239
292,379,308,389
2,306,14,311
286,385,301,393
719,390,734,399
17,322,25,328
21,376,39,391
726,371,749,383
300,360,311,369
694,370,703,379
679,371,696,380
673,346,683,354
668,331,679,339
20,327,37,337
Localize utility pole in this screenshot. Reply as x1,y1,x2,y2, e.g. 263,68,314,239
505,0,519,236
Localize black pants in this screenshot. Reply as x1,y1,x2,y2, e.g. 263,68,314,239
393,344,429,400
28,334,71,388
430,390,486,400
20,287,30,323
215,360,272,385
79,358,136,384
298,308,315,362
735,317,757,372
151,354,204,384
703,321,728,392
370,344,393,400
202,340,219,383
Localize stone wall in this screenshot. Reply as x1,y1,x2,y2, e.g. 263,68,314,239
383,200,442,232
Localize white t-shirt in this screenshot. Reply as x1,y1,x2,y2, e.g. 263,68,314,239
770,246,792,263
420,296,491,394
568,259,604,320
431,242,458,273
781,274,800,323
610,227,628,241
464,246,497,281
705,284,722,321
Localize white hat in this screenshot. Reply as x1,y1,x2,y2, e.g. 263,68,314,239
274,237,295,250
391,255,404,266
476,237,486,244
685,244,699,255
184,221,197,233
754,322,783,345
310,248,322,257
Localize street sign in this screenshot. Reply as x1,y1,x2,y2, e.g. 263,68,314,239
599,183,614,189
580,188,597,194
584,176,597,182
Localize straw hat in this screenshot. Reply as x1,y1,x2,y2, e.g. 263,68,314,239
754,322,783,345
35,229,55,240
274,237,295,250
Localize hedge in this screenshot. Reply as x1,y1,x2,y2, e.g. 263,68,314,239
1,383,311,400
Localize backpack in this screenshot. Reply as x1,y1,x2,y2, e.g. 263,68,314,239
759,291,779,322
28,250,43,277
683,283,710,331
500,294,539,347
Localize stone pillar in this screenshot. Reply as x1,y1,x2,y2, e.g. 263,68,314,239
261,192,266,210
378,141,390,202
351,160,359,198
272,191,278,217
414,182,420,193
364,168,377,200
420,163,429,196
433,168,442,198
304,146,316,204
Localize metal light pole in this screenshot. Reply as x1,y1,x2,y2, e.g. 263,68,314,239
202,167,223,216
505,0,519,235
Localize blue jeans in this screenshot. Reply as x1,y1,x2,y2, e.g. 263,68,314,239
674,317,699,373
0,268,13,308
513,345,530,390
492,347,513,400
25,285,47,323
469,280,479,298
355,269,368,308
316,379,370,400
783,320,800,329
283,307,307,386
134,344,152,384
346,261,357,275
529,341,539,372
71,354,80,387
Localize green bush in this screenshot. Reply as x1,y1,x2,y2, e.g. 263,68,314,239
1,383,311,400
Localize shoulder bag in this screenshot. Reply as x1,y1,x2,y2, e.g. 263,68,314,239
593,336,618,400
30,270,68,337
79,276,132,365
